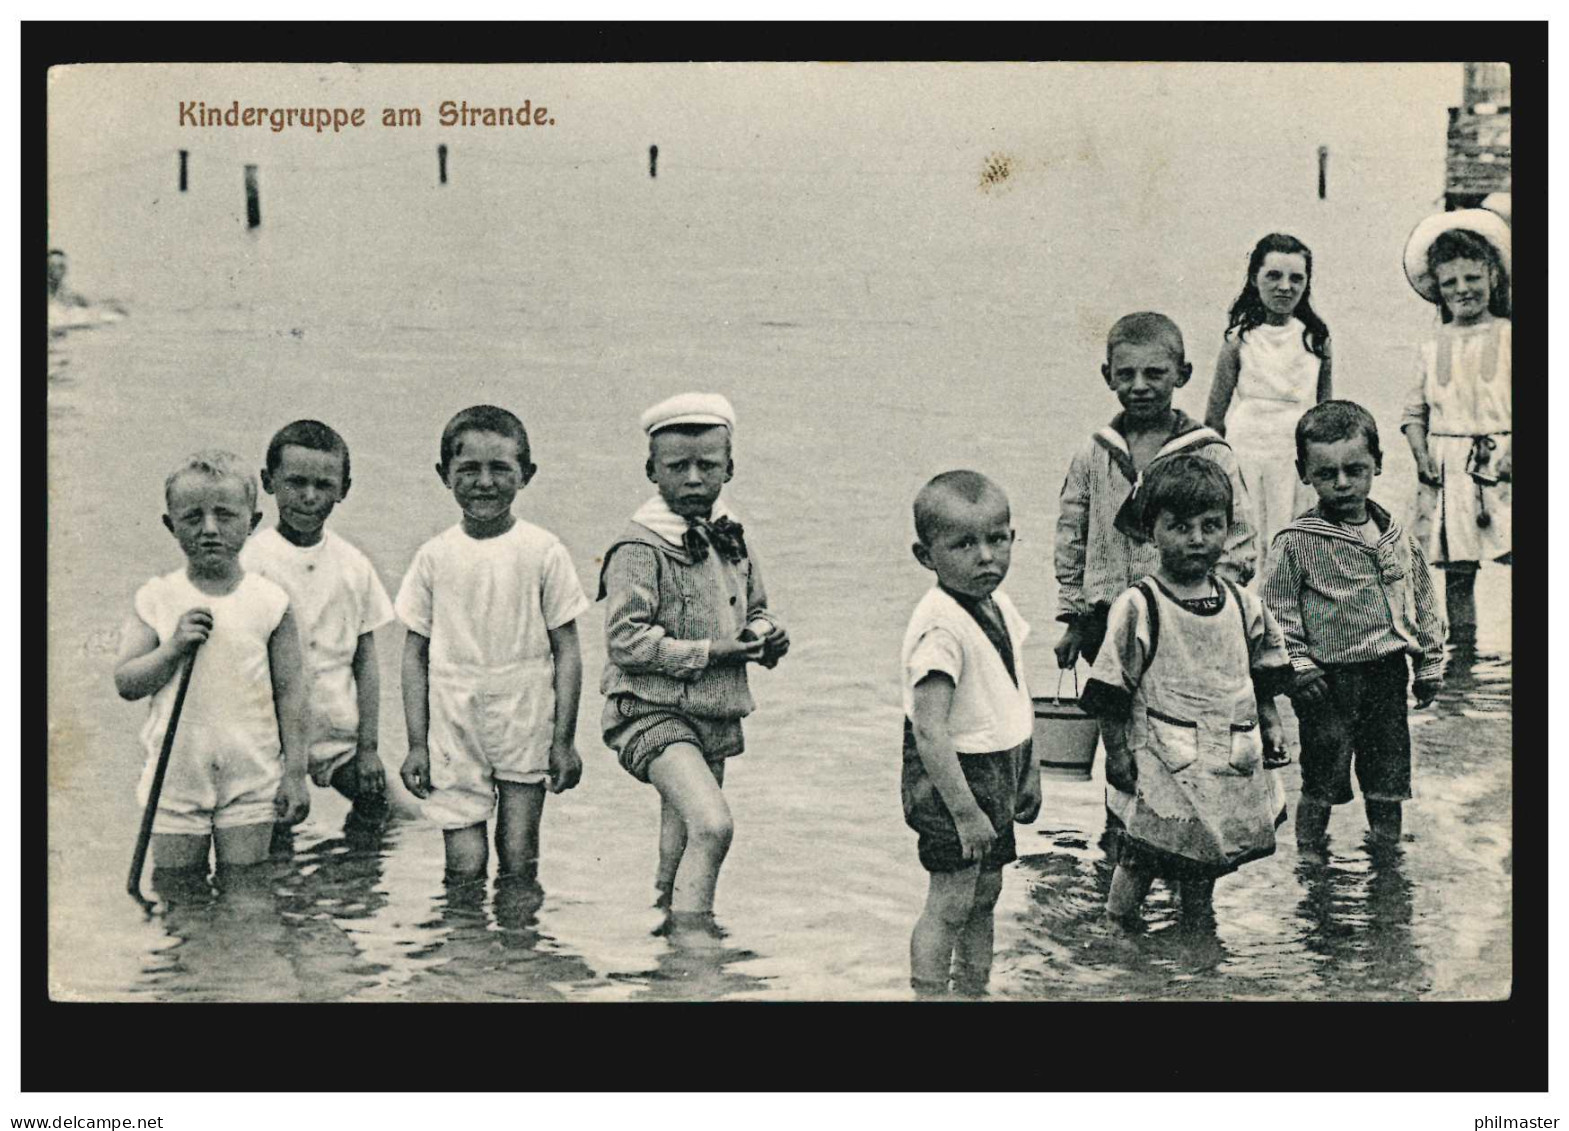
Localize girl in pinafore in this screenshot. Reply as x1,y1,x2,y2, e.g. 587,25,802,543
1205,233,1334,552
1398,209,1512,646
1080,455,1293,927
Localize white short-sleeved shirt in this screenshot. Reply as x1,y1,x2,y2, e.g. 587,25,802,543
395,521,591,770
133,569,290,776
241,527,394,768
901,587,1033,754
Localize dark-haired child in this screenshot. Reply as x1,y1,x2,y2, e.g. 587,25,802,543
902,471,1039,994
242,420,394,835
1080,454,1292,926
396,405,591,883
1205,233,1335,549
1262,401,1445,859
1399,212,1512,645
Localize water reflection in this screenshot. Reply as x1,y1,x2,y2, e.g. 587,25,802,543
141,863,302,1001
398,876,600,1002
273,822,395,1001
610,914,775,1002
1293,846,1426,999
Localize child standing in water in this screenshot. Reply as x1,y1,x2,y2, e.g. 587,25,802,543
1205,233,1334,550
1080,455,1292,928
598,393,789,931
397,406,591,885
243,420,395,841
1262,402,1445,859
1399,211,1512,647
114,452,311,884
902,472,1039,995
1055,312,1257,671
1054,312,1257,845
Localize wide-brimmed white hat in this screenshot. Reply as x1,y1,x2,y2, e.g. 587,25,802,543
640,392,736,436
1403,208,1512,305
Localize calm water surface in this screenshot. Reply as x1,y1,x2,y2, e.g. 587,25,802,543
47,75,1510,1000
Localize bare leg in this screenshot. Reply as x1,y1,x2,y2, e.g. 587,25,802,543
1365,799,1403,847
911,865,979,996
1178,876,1217,922
1106,863,1154,923
1296,796,1332,861
495,780,547,882
213,822,275,868
655,798,685,909
1445,565,1478,645
655,758,724,908
647,745,733,915
443,822,490,881
152,832,212,872
951,867,1005,995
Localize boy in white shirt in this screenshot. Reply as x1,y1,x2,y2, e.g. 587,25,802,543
243,421,395,841
397,405,591,885
901,471,1040,998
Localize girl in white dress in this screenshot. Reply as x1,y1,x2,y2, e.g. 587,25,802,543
1205,233,1334,554
1399,210,1512,646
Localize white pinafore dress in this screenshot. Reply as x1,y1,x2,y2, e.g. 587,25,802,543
1107,578,1285,876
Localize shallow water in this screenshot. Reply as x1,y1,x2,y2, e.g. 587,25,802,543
47,63,1510,1001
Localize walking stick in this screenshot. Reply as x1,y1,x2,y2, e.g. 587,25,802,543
127,648,199,913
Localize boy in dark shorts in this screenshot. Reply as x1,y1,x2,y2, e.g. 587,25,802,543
1261,401,1445,860
902,471,1040,997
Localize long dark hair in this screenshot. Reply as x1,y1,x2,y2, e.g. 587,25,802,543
1427,229,1512,324
1225,233,1331,358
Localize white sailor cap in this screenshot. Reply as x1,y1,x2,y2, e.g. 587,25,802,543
641,392,736,436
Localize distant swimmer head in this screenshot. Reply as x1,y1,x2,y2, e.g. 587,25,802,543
47,249,67,296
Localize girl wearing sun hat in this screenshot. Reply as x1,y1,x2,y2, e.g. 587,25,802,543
1399,209,1512,646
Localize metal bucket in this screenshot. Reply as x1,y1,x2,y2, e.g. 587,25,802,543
1033,671,1100,782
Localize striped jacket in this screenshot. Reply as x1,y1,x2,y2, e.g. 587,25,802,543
596,520,780,720
1260,501,1445,684
1054,410,1258,622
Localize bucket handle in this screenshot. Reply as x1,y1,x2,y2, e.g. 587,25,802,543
1054,668,1081,704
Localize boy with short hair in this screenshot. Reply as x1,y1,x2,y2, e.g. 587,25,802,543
1261,401,1445,858
397,405,591,884
598,393,789,929
114,451,311,881
1079,455,1293,927
242,420,395,837
1054,311,1258,670
902,471,1040,997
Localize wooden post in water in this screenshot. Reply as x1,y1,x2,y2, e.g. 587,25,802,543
649,144,658,179
438,144,448,185
178,150,188,192
1317,146,1328,200
244,164,261,229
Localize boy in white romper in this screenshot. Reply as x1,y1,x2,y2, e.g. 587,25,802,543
114,452,311,884
902,471,1040,996
397,405,591,884
242,420,394,840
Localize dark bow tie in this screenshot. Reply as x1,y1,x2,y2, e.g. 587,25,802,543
683,515,748,564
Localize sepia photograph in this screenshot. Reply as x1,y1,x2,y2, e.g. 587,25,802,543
42,47,1525,1031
